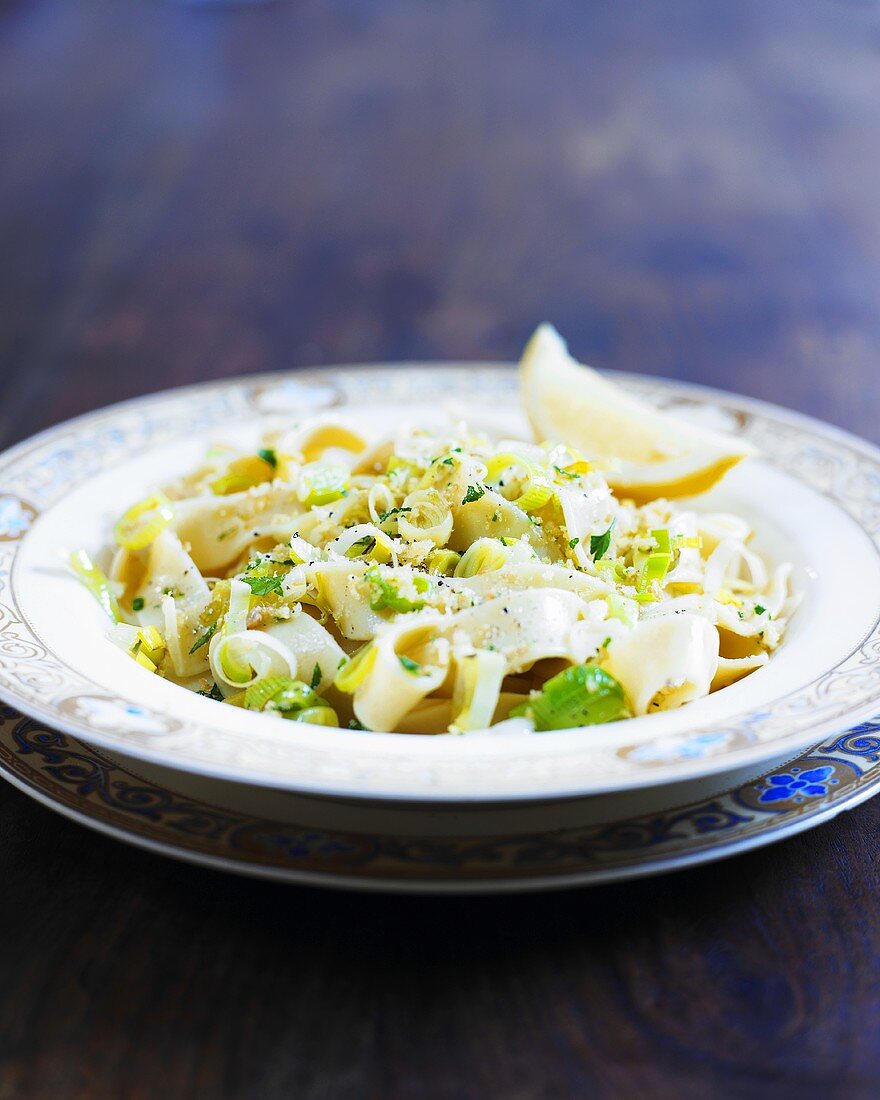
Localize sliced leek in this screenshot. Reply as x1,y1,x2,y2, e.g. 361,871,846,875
69,550,123,622
398,489,453,546
114,492,175,551
426,549,461,575
244,676,318,714
365,566,426,613
512,664,630,731
451,649,506,732
298,461,350,506
484,452,553,512
226,578,252,635
293,705,339,726
454,538,508,578
209,630,295,694
334,642,378,694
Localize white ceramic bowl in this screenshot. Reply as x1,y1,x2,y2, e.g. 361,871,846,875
1,364,878,802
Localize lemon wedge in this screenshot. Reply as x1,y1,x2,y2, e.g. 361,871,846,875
520,324,755,503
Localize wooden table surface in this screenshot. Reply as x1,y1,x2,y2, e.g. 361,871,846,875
2,2,879,1097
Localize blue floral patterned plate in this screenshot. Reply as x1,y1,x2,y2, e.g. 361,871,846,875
2,703,878,892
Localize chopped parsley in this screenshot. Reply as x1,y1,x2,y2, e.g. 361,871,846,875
754,604,766,615
399,655,421,674
197,682,225,701
461,484,486,505
310,662,322,689
242,574,285,597
257,448,278,468
590,523,614,562
189,621,218,654
377,506,411,523
569,537,580,550
441,456,455,466
132,597,145,611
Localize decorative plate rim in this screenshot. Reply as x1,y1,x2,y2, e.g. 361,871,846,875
0,363,878,802
1,704,879,892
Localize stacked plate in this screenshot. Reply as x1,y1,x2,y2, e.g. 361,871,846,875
0,365,878,892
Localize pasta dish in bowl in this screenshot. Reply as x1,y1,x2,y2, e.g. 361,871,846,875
2,328,879,883
70,326,797,737
1,328,878,801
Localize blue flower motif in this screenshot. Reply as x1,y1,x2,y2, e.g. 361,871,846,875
758,765,837,804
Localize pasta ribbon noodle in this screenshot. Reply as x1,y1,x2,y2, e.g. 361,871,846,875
602,612,720,715
443,589,589,674
281,421,367,465
349,617,450,732
172,486,305,573
313,561,384,640
265,611,346,689
449,489,548,555
712,653,769,692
